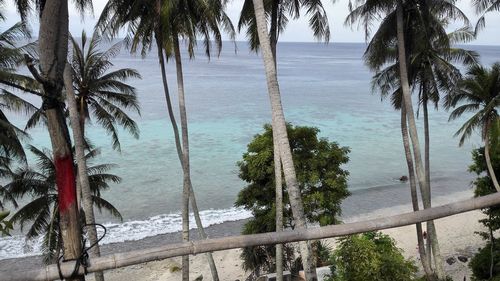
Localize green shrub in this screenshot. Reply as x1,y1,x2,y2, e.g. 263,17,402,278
325,232,417,281
470,241,500,281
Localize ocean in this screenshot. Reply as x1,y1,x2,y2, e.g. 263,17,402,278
0,41,498,260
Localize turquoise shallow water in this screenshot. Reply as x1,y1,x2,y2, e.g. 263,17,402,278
1,42,498,259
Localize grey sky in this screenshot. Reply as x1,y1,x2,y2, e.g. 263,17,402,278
3,0,500,45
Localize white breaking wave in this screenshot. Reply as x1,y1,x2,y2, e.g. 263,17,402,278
0,207,252,260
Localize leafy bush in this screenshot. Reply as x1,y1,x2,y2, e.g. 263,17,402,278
236,124,350,275
470,240,500,281
326,232,417,281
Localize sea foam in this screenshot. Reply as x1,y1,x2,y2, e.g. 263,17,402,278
0,207,252,260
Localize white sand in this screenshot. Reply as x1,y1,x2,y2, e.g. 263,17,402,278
88,192,488,281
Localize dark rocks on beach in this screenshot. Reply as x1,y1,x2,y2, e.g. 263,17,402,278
458,256,468,263
194,274,203,281
446,257,457,265
399,176,409,182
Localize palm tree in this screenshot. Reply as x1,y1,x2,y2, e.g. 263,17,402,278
251,0,317,278
97,1,234,279
473,0,500,34
345,1,472,279
239,0,329,278
69,30,141,151
13,0,93,274
5,145,121,263
0,21,39,163
446,63,500,192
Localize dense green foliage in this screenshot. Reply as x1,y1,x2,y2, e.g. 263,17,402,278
470,240,500,281
446,63,500,146
3,146,122,262
235,123,350,275
469,133,500,281
326,232,417,281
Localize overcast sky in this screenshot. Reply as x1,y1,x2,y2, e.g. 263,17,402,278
3,0,500,45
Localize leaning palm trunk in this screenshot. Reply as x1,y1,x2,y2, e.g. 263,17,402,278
173,35,191,281
395,3,444,279
274,141,284,281
484,120,500,192
64,65,105,281
423,97,445,276
34,1,83,279
270,6,283,280
252,0,316,278
402,104,434,280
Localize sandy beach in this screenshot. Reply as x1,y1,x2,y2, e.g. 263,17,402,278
0,189,488,281
80,191,487,281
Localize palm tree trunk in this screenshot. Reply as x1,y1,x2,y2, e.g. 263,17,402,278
485,121,500,192
274,141,284,281
423,97,445,277
64,65,104,281
38,1,83,280
155,32,220,281
172,34,190,281
252,0,317,279
401,104,434,280
396,4,444,279
269,3,283,280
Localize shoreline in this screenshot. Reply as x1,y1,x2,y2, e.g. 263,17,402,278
0,185,482,277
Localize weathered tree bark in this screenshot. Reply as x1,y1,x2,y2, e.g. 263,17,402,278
252,0,316,279
396,4,444,279
173,35,190,281
269,3,283,279
484,120,500,192
64,65,105,281
401,104,434,280
274,141,284,281
37,1,83,280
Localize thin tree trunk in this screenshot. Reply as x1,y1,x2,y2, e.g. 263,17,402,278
396,4,443,279
37,1,83,280
490,215,494,279
252,0,316,279
274,141,284,281
64,65,104,281
155,33,220,281
484,122,500,192
423,97,445,277
401,104,434,280
269,3,283,280
173,34,190,281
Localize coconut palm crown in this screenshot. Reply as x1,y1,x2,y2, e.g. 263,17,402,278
69,30,141,151
4,145,122,262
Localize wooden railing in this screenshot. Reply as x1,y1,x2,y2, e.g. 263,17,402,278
5,192,500,281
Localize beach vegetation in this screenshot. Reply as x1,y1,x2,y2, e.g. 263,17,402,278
236,123,350,277
345,1,475,278
469,141,500,280
446,62,500,191
67,30,141,151
98,1,235,279
325,232,417,281
4,145,122,263
0,20,38,165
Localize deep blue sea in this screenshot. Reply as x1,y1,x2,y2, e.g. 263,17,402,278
1,41,498,259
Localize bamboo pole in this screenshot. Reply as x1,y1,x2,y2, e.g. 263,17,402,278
5,192,500,281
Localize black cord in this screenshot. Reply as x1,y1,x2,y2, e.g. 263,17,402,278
57,223,107,279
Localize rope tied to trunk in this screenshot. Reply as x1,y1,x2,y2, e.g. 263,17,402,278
57,223,107,279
